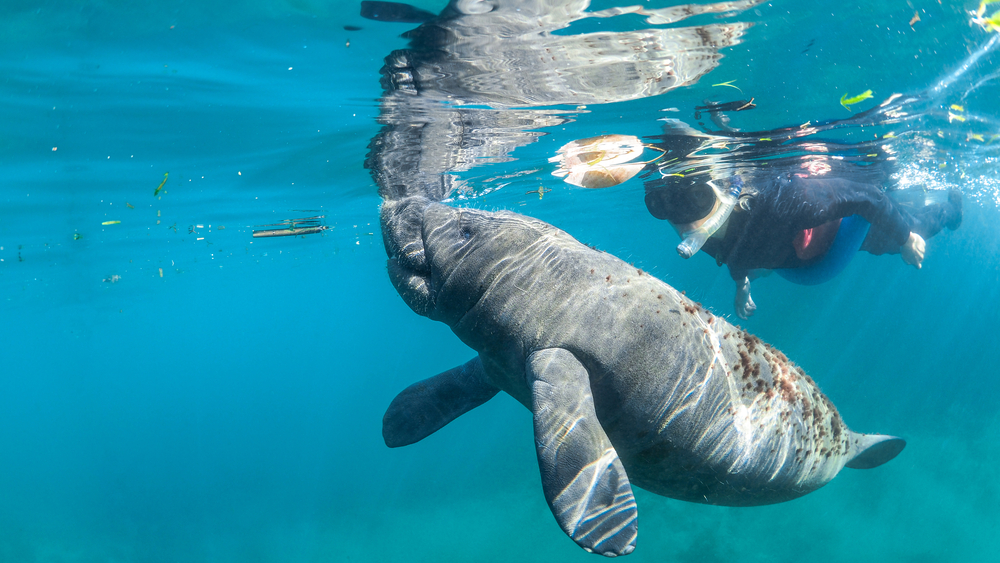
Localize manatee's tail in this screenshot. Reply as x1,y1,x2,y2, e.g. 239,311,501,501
844,433,906,469
382,356,499,448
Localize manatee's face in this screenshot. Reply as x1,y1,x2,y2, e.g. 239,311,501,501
421,203,544,322
423,204,534,274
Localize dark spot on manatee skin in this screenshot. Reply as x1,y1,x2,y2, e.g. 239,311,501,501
591,269,595,274
606,275,611,282
657,294,662,299
779,378,796,402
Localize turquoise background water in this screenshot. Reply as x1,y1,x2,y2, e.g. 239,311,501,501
2,1,999,561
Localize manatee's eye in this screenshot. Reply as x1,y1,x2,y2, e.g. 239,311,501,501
453,0,496,15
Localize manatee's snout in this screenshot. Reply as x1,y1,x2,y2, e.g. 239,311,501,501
382,199,445,318
385,203,477,319
422,202,463,235
422,203,476,264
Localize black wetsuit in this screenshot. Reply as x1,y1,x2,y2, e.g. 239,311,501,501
645,173,961,282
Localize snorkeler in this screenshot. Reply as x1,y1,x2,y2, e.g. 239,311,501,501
644,169,963,319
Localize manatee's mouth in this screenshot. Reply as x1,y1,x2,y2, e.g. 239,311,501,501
387,257,435,317
380,198,441,318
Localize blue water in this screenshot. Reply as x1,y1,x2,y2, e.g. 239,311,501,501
2,1,999,561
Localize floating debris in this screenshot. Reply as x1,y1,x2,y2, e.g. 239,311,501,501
252,215,329,238
103,274,121,283
126,202,135,209
73,233,83,240
840,89,873,111
102,220,121,225
154,172,168,196
694,98,756,120
526,186,552,199
909,11,920,26
974,0,1000,32
712,80,743,93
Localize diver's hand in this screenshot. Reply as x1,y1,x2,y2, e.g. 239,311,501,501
735,276,756,319
901,232,925,269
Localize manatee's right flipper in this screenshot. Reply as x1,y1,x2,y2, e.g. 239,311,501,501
383,356,499,448
528,348,637,557
845,433,906,469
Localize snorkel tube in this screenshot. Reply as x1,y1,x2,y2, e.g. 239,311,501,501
676,176,742,259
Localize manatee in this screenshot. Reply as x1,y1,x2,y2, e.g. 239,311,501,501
382,202,905,557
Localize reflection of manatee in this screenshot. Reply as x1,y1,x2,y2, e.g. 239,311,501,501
360,0,436,23
380,0,759,108
382,202,905,557
368,0,765,274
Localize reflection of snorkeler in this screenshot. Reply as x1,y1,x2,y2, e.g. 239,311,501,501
644,167,962,319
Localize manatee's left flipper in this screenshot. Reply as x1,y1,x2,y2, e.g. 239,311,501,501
383,356,499,448
528,348,637,557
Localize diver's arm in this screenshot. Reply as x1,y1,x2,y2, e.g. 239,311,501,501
734,276,756,319
901,232,925,269
729,264,756,319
